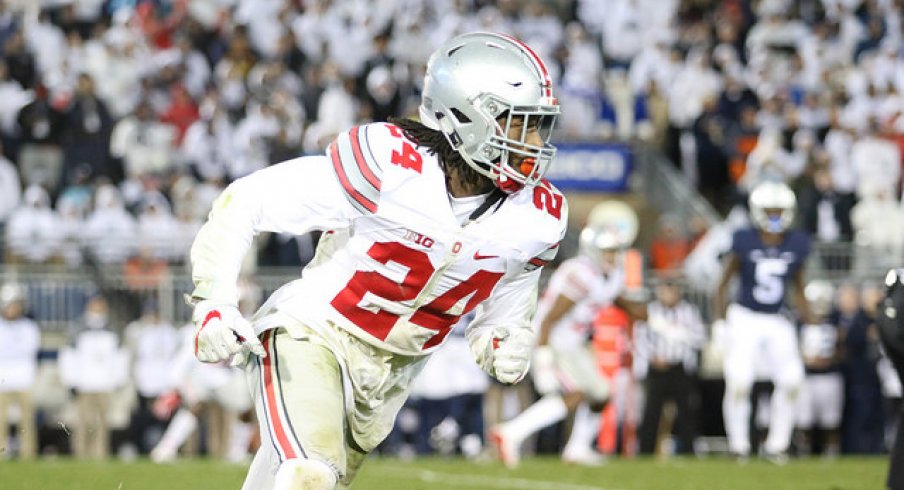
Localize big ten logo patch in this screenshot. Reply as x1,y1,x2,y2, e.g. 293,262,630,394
403,229,435,249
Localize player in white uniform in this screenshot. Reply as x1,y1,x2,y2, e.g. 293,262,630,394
188,32,566,490
490,225,626,467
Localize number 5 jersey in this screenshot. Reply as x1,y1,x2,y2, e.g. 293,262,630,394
730,227,810,313
190,122,567,357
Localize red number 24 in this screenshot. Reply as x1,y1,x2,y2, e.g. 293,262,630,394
330,242,504,349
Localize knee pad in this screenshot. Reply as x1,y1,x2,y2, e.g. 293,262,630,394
274,458,339,490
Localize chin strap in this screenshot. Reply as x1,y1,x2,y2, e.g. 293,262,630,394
468,188,507,222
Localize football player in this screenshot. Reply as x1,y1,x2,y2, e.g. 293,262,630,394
188,32,566,490
489,224,628,468
795,280,843,457
712,180,815,462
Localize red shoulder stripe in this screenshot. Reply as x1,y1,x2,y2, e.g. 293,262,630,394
330,141,378,213
349,126,381,190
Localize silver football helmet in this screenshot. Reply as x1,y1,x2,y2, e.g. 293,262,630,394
579,225,626,270
419,32,560,192
749,180,796,233
804,279,835,318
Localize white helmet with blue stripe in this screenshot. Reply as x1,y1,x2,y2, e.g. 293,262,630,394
749,180,796,233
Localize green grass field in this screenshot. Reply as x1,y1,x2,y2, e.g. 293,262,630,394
0,456,888,490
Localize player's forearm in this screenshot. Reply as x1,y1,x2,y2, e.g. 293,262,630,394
190,186,258,304
614,295,648,321
711,291,727,321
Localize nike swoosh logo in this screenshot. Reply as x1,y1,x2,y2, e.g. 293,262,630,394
474,251,499,260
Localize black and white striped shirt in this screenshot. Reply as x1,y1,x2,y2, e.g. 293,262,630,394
634,300,707,375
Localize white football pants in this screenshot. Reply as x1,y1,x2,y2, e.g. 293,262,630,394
722,304,804,455
241,328,367,490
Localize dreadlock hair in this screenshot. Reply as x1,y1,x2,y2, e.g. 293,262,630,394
388,116,490,191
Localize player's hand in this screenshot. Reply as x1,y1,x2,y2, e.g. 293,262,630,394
491,326,533,384
192,300,266,364
531,345,558,395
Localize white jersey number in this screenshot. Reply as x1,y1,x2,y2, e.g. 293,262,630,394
752,258,787,305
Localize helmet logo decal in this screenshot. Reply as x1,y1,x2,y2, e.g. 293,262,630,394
497,33,553,98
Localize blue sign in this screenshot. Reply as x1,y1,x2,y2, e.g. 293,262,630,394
545,143,633,192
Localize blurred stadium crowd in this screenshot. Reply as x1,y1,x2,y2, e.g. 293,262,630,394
0,0,903,464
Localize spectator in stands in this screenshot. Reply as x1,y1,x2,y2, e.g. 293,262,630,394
851,119,901,201
740,128,794,193
159,83,199,144
124,300,180,454
0,59,30,151
557,21,604,139
822,107,859,196
56,192,86,267
136,191,181,261
181,96,233,182
82,184,136,264
212,26,255,113
0,139,20,257
0,2,19,56
109,100,176,179
692,94,732,211
649,213,691,273
5,185,61,264
122,245,170,292
851,182,904,273
0,283,40,459
61,73,116,184
797,161,855,271
840,282,886,454
3,31,35,92
232,101,282,178
16,81,63,194
666,47,722,176
59,295,129,460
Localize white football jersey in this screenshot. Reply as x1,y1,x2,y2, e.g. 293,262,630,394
191,122,567,356
537,254,625,350
800,323,838,360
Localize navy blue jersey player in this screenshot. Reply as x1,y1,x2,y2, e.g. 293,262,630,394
712,180,815,461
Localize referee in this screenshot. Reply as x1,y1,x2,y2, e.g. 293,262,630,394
632,277,707,455
878,269,904,490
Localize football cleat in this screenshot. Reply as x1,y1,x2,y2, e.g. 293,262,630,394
562,447,607,466
489,426,521,469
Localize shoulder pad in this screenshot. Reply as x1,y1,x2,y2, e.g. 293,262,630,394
327,124,384,214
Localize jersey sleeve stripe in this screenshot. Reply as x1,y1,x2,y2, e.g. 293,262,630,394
529,257,549,267
536,243,559,261
349,126,382,189
329,140,378,214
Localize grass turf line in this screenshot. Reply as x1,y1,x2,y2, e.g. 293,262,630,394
0,456,887,490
